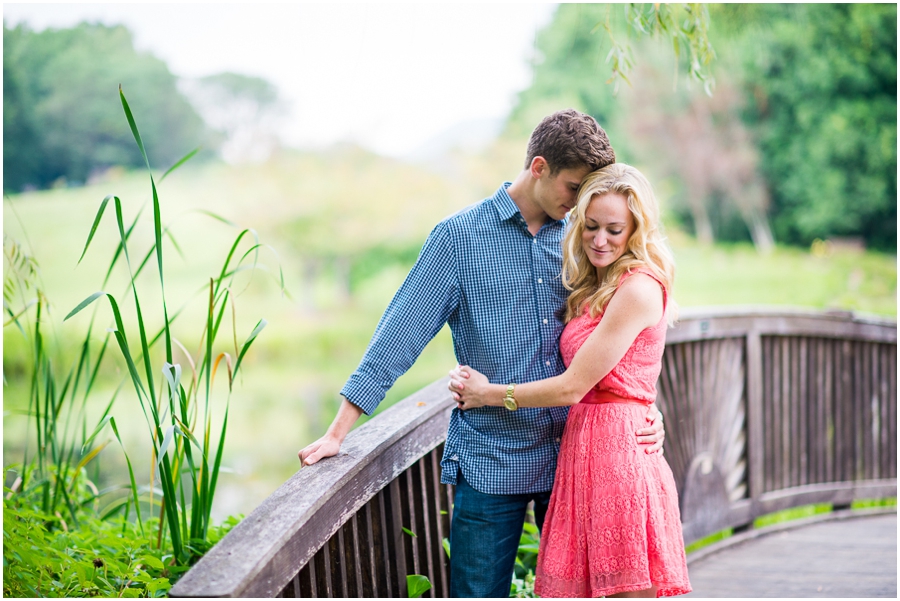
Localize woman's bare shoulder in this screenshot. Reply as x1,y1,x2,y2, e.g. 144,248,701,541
612,272,664,324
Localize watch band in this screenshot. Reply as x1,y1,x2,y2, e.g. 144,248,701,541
503,383,518,411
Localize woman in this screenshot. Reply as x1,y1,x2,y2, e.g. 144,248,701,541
449,163,691,598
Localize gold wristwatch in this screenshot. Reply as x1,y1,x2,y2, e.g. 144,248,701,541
503,383,519,411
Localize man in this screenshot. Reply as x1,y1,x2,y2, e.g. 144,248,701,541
299,109,664,597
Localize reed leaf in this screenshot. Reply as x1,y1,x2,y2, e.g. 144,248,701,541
162,362,183,408
172,417,205,459
108,417,143,534
101,204,145,289
119,85,151,172
211,353,233,393
156,425,178,478
234,319,267,375
81,415,114,455
77,195,114,264
192,209,238,228
160,146,201,183
71,440,110,486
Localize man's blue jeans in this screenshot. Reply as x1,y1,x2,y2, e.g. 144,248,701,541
449,472,552,598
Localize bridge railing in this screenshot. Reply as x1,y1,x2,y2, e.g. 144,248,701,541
172,308,896,598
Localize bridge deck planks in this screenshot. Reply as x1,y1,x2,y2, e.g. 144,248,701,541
685,513,897,598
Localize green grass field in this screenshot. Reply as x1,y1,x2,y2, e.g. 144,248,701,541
4,149,896,518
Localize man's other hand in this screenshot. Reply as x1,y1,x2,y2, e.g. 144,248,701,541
636,402,665,455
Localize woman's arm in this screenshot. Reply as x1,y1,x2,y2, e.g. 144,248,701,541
450,273,664,409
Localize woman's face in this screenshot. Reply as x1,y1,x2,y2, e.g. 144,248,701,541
581,192,636,278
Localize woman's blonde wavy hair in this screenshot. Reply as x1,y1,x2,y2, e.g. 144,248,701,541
562,163,677,325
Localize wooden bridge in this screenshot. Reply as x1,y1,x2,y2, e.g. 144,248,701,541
685,510,896,597
172,308,897,598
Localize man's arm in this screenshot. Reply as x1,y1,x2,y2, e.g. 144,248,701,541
297,221,460,465
298,397,363,465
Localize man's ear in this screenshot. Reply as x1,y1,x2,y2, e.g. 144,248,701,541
529,156,548,180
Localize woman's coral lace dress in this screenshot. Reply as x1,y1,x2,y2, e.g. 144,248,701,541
534,271,691,598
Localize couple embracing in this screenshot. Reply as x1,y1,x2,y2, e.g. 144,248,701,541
300,110,692,598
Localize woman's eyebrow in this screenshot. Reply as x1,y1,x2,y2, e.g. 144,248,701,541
586,217,627,226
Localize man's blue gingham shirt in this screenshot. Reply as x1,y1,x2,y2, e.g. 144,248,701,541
341,183,570,494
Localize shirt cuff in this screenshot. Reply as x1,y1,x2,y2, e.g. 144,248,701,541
340,372,388,416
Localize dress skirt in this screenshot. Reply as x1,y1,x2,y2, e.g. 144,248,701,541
534,402,692,598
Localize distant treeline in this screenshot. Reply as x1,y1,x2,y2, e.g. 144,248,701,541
3,22,212,191
3,22,281,193
507,4,897,251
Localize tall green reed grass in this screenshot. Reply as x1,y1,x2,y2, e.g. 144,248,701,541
4,218,122,526
5,85,281,567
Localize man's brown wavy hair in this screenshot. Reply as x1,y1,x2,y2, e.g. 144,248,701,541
524,109,616,174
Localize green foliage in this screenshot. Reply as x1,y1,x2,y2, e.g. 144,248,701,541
603,3,716,95
506,4,623,142
733,3,897,250
683,527,733,555
851,497,897,510
3,488,242,598
3,208,123,523
508,3,896,251
507,4,715,141
195,72,278,107
753,503,833,529
349,243,422,293
180,72,282,163
406,574,432,598
4,497,171,598
60,87,274,565
510,518,540,598
672,232,896,316
509,570,536,599
3,85,273,593
2,22,208,192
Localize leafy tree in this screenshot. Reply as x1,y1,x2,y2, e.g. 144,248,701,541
601,3,716,95
732,3,897,250
3,26,44,192
180,72,283,164
506,4,896,251
3,22,209,192
506,4,624,143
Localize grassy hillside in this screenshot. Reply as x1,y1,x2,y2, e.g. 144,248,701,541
4,146,895,519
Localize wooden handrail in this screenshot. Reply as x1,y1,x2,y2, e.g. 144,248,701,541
172,308,897,598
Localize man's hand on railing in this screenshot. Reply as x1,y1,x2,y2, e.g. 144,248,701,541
298,435,342,466
298,397,363,466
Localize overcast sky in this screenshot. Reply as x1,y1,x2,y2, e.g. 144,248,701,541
4,3,557,157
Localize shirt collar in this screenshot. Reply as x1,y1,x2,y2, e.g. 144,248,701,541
493,182,521,222
492,182,567,230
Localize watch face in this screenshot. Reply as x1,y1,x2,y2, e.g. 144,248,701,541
503,397,518,411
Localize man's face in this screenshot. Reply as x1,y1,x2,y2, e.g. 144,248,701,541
533,162,594,222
